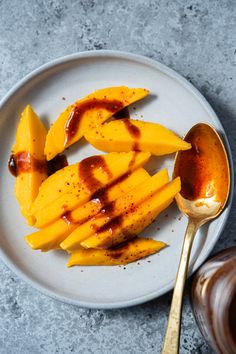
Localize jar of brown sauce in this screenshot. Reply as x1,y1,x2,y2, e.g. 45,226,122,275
191,247,236,354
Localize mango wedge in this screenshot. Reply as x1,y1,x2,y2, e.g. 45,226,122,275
67,238,167,266
25,168,149,251
45,87,149,160
61,169,169,252
31,152,150,227
31,152,121,215
81,177,181,249
10,105,47,224
85,119,191,155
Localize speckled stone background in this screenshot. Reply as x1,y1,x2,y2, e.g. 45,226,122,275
0,1,235,353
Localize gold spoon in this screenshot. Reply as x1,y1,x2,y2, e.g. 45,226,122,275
162,123,230,354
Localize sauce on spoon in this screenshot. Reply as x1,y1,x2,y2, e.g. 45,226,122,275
174,123,229,204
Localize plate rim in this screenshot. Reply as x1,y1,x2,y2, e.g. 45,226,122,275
0,50,234,309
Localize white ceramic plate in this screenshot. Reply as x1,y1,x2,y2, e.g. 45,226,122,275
0,51,233,309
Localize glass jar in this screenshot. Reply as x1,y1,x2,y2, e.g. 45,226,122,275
191,247,236,354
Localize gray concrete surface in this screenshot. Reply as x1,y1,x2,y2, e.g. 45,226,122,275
0,0,235,353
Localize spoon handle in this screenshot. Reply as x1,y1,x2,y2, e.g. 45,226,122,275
162,218,199,354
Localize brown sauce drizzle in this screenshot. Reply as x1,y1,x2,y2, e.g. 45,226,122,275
8,154,18,177
79,155,113,195
132,142,140,152
89,201,117,233
9,152,68,177
95,201,124,236
65,99,124,145
128,151,138,170
8,152,47,177
47,154,68,176
61,168,130,226
108,250,124,259
61,209,95,226
90,172,130,205
97,215,123,234
122,119,141,152
61,211,75,225
174,125,228,202
122,119,141,139
90,188,109,206
113,107,130,120
100,201,115,217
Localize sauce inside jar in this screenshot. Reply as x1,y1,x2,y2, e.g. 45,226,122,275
191,247,236,354
228,291,236,348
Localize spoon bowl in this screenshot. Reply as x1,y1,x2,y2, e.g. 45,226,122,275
162,123,230,354
173,123,230,221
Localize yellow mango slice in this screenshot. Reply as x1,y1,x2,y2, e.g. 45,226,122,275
82,177,181,249
45,87,149,160
61,169,169,252
31,151,150,227
31,152,120,215
85,119,191,155
10,105,47,223
67,237,167,266
25,168,149,251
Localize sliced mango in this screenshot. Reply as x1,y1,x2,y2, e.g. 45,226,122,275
10,105,47,224
67,237,167,266
61,169,169,252
31,152,121,215
31,151,150,228
82,177,181,249
25,168,149,251
85,119,191,155
45,87,149,160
